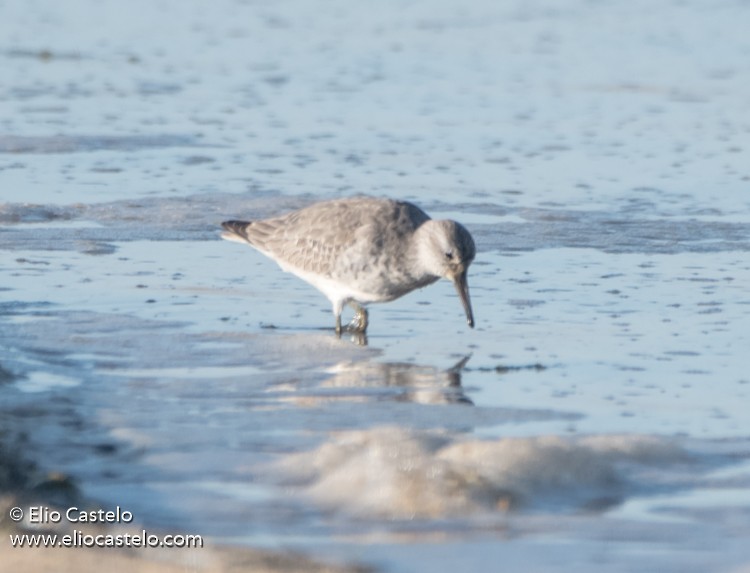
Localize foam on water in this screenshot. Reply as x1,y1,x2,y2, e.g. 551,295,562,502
275,427,690,519
15,371,81,393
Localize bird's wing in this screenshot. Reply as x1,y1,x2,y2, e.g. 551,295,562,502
241,198,429,277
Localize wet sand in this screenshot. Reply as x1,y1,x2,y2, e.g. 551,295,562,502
0,446,369,573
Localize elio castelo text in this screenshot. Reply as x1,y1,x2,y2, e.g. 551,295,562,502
29,506,133,524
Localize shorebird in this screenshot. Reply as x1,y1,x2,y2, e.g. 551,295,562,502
221,196,475,335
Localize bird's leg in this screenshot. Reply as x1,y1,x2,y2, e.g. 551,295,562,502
333,300,344,337
346,302,369,333
335,313,343,337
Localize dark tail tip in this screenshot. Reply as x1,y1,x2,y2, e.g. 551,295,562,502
221,220,251,240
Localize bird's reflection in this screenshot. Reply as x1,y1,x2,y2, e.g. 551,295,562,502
259,331,473,406
320,354,473,405
337,329,368,347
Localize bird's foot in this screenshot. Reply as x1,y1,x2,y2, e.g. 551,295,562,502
346,305,368,333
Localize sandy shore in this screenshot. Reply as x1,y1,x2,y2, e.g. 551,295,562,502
2,496,370,573
0,450,369,573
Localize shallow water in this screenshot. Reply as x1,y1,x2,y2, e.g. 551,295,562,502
2,0,750,571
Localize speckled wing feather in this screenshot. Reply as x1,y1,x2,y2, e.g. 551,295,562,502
228,198,431,281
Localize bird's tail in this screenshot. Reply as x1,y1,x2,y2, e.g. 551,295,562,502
221,220,252,243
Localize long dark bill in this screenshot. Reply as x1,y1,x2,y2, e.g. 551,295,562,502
453,270,474,328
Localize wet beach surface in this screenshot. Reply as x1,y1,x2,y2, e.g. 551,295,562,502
2,1,750,571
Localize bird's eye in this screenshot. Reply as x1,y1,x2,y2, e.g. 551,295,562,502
444,251,454,260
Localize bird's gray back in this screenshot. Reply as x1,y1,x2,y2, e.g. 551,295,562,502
244,197,431,293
